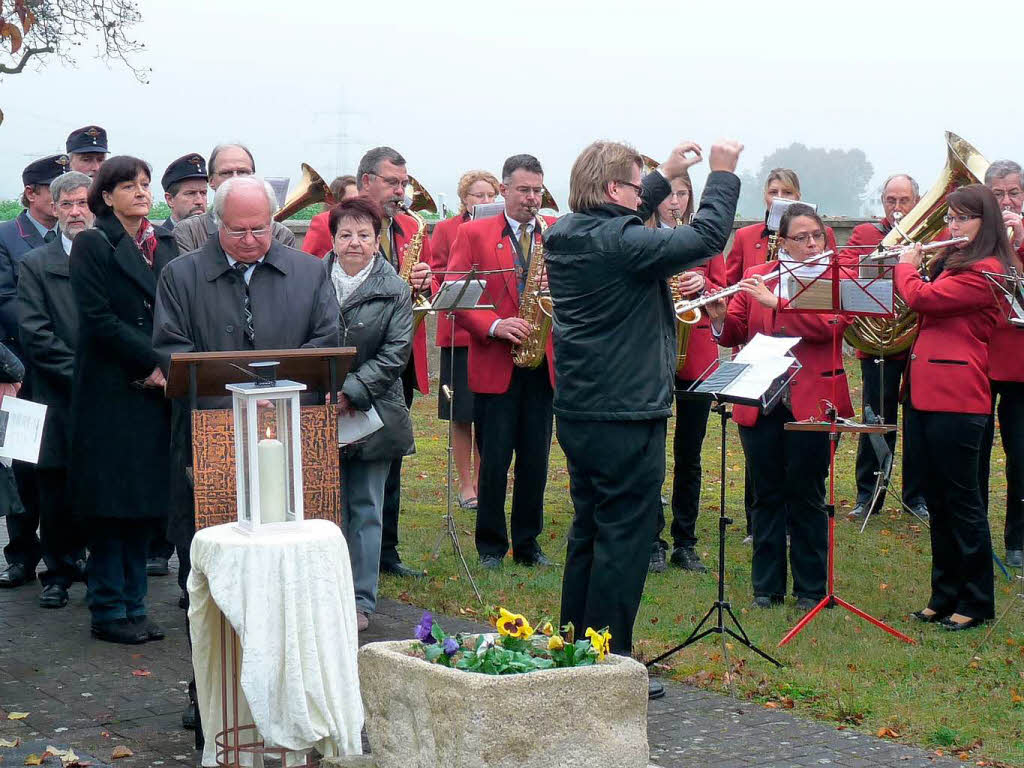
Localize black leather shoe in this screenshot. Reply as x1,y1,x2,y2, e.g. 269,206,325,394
1006,549,1023,569
0,563,34,588
795,597,820,612
146,557,169,576
74,559,88,583
182,701,197,730
131,616,165,641
479,555,503,570
670,546,709,573
648,678,665,700
908,503,929,522
751,596,775,609
380,561,424,578
648,547,667,574
940,616,986,632
39,583,69,609
911,609,945,623
179,590,188,610
514,552,553,567
91,618,148,645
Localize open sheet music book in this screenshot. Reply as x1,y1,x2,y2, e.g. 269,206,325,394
692,334,799,409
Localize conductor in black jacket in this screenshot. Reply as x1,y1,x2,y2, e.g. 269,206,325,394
544,139,742,698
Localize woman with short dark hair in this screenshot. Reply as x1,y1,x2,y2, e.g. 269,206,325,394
899,184,1011,630
326,196,414,632
71,155,177,644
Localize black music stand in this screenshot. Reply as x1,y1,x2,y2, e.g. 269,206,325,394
646,339,800,671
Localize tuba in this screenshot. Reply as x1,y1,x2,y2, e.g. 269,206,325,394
274,163,336,222
844,132,990,357
512,214,553,368
396,176,437,333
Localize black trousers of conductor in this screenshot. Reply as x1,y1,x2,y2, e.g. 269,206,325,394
738,405,829,601
906,406,993,619
655,385,711,550
853,356,926,509
380,365,416,569
559,417,665,656
473,364,552,561
979,380,1024,553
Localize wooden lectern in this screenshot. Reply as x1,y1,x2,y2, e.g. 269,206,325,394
166,348,356,531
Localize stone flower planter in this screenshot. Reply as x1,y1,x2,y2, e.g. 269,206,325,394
353,638,650,768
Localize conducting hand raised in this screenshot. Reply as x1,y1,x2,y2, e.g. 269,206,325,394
660,141,703,180
708,140,744,174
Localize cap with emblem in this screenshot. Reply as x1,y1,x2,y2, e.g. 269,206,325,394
22,154,70,186
161,153,208,190
66,125,109,155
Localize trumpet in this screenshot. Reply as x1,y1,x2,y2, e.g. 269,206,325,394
866,237,969,261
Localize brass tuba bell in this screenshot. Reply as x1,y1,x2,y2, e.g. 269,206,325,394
274,163,336,222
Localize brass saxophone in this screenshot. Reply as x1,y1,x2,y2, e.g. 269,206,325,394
512,214,553,368
668,212,700,372
396,202,432,333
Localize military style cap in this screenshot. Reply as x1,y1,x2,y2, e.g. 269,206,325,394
22,154,70,186
161,153,208,190
66,125,109,155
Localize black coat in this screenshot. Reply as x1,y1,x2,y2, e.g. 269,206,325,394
68,214,175,520
0,341,24,519
325,253,414,462
544,170,740,421
0,210,48,350
17,238,78,468
152,236,340,545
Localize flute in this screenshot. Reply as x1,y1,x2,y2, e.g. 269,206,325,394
866,237,969,261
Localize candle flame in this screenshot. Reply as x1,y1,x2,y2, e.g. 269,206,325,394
265,425,273,440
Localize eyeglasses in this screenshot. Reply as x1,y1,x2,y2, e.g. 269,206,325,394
667,190,690,199
883,196,915,207
942,214,980,224
786,231,826,244
615,180,643,196
994,189,1023,199
464,191,495,200
335,232,376,244
223,226,271,239
214,169,253,179
370,173,410,191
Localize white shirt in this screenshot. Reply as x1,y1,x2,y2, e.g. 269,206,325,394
61,234,73,256
224,254,265,285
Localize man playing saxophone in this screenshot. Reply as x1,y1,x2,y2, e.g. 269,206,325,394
446,154,556,570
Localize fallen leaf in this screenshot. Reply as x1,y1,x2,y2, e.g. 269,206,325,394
23,757,42,767
0,739,20,748
877,727,900,738
110,746,132,760
130,669,151,677
781,697,795,709
7,713,28,720
880,583,889,591
764,701,779,709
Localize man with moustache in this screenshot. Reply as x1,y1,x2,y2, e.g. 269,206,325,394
355,146,432,578
160,154,209,232
66,125,109,178
16,172,94,607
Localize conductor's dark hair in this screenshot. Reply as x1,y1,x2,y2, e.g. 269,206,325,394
87,155,151,218
502,154,543,182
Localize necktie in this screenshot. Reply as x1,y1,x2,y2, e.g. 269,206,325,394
517,225,532,294
381,222,394,266
232,262,255,346
44,230,56,244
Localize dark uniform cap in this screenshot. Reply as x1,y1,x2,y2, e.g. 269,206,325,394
22,154,70,186
161,153,208,190
66,125,109,155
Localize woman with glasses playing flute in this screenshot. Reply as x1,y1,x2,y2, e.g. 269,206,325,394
899,184,1012,631
707,203,852,610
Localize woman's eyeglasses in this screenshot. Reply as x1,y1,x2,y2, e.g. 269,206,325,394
942,214,980,224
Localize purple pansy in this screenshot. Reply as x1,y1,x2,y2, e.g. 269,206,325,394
415,611,436,644
443,636,460,657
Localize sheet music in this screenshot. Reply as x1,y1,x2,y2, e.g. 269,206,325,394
0,397,46,464
734,333,799,363
694,361,748,394
841,279,893,314
1010,296,1024,320
726,356,795,401
338,405,384,446
432,279,486,310
775,259,828,300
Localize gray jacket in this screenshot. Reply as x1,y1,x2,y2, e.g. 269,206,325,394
327,253,414,462
173,211,295,255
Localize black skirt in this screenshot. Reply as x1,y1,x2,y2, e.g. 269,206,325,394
438,346,475,421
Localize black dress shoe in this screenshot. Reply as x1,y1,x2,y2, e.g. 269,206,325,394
670,546,709,573
182,701,198,730
479,554,503,570
940,616,986,632
1006,549,1023,569
380,561,424,578
146,557,169,576
648,678,665,700
39,583,69,609
911,609,945,623
751,596,778,609
908,503,929,522
74,559,88,583
648,547,667,574
91,618,149,645
131,616,165,641
795,597,821,612
0,563,34,588
514,552,553,567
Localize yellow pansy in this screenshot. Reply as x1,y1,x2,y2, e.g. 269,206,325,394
540,621,555,636
548,635,565,651
496,608,534,639
585,627,612,661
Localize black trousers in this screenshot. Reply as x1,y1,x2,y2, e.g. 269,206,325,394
739,405,829,600
85,518,155,623
853,356,925,507
906,406,994,620
3,462,41,570
148,527,175,561
656,386,711,550
559,417,664,656
36,467,82,588
380,365,416,568
979,380,1024,552
473,364,552,560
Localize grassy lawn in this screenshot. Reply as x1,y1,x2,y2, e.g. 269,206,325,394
380,358,1024,766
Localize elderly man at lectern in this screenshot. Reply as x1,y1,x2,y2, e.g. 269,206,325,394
152,175,338,737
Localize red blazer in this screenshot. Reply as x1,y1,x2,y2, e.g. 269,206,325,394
677,253,726,381
392,212,432,394
895,257,1004,413
429,212,471,348
987,242,1024,382
715,262,854,428
724,222,838,287
841,219,908,361
301,211,332,259
447,214,556,395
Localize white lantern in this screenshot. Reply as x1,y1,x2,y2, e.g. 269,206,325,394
227,365,306,533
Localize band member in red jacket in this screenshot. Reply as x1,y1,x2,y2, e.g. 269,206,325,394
708,203,853,610
978,160,1024,570
842,174,928,521
430,171,500,509
644,171,721,575
300,175,359,258
356,147,433,578
899,184,1011,630
447,154,555,570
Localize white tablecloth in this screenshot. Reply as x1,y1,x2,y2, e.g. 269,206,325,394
189,519,363,766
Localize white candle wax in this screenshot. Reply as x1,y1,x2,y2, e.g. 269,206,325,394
257,437,288,524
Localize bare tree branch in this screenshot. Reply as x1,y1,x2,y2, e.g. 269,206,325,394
0,45,56,75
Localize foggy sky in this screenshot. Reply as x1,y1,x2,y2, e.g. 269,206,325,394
1,0,1022,216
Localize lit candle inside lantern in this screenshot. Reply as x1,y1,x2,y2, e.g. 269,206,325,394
257,426,288,524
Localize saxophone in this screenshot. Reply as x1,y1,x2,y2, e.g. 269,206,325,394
512,214,553,369
668,212,700,372
396,202,432,333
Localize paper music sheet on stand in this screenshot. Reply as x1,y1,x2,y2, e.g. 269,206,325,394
733,333,799,363
337,405,384,446
0,397,46,465
725,333,799,400
841,279,893,314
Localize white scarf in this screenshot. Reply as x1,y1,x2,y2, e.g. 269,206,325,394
331,256,374,306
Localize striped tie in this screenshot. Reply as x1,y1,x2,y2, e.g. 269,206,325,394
232,262,255,346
